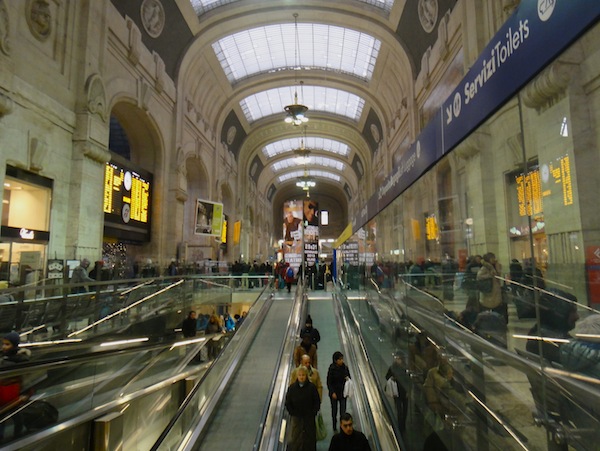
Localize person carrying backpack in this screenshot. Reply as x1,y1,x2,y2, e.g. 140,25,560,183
285,265,295,293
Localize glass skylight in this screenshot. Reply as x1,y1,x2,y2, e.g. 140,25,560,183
263,137,350,158
272,156,345,172
241,86,364,123
213,24,380,83
278,170,341,183
361,0,395,12
189,0,238,15
191,1,393,16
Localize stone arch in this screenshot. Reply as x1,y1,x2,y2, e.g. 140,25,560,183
110,99,163,172
183,155,211,246
108,99,165,266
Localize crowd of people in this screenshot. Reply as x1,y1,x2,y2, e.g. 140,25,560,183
181,310,247,362
285,315,372,451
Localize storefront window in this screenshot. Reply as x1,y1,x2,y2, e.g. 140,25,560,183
2,176,51,232
1,168,52,288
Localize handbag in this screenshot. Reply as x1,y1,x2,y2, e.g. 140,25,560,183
315,411,327,441
343,378,354,398
384,377,399,397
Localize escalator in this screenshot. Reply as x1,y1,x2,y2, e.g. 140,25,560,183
0,276,271,450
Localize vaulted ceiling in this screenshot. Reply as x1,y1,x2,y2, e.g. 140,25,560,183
115,0,458,238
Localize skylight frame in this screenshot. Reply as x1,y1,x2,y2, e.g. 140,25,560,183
241,86,365,124
212,23,381,84
271,156,345,172
191,0,394,16
263,137,350,159
190,0,394,16
189,0,238,15
278,170,341,183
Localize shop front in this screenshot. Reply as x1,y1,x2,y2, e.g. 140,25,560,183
0,167,52,288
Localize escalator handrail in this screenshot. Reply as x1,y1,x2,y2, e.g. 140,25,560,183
255,281,306,450
1,344,210,451
150,286,275,451
334,286,402,451
67,279,185,338
0,334,203,379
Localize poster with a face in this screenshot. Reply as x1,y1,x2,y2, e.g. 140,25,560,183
282,201,303,272
303,200,319,226
283,201,302,245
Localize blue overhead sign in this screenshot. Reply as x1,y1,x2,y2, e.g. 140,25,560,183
377,111,442,211
352,0,600,234
442,0,600,152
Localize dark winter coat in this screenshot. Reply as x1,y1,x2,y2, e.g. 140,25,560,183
182,317,197,337
285,380,320,451
328,429,372,451
327,362,350,399
300,325,321,348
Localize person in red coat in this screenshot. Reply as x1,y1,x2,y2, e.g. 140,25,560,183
0,332,31,439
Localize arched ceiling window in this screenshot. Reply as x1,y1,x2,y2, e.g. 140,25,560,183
278,170,341,183
262,137,350,159
212,24,381,83
271,156,345,172
192,1,395,16
241,86,365,123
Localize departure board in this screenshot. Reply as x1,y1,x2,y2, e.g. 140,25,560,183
515,154,573,217
103,157,152,241
425,215,439,240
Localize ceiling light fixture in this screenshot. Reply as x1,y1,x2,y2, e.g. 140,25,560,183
295,126,315,192
284,13,308,126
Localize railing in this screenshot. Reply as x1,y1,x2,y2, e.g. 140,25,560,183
0,275,269,347
151,282,274,450
339,273,600,450
333,284,402,451
0,276,269,449
255,281,306,450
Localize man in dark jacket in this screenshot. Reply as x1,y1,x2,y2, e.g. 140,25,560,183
70,258,94,293
300,315,321,349
285,366,320,451
327,351,350,431
182,311,197,338
328,413,371,451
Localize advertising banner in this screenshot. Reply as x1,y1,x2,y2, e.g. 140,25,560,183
283,201,303,272
195,199,224,236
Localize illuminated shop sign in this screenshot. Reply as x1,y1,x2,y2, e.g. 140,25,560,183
0,226,49,242
19,228,34,240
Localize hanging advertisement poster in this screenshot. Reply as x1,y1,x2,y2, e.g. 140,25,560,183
195,199,224,236
283,201,303,272
303,200,319,268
